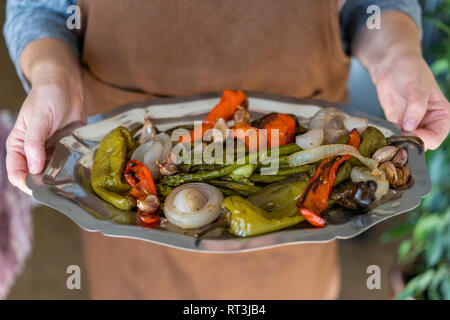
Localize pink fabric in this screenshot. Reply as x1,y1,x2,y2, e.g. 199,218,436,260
0,111,34,299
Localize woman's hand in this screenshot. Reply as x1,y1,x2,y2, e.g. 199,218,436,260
6,39,83,194
371,51,450,150
353,11,450,150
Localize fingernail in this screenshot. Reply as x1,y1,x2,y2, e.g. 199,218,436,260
403,118,417,132
28,160,40,174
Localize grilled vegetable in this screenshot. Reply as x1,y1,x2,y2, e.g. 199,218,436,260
124,159,160,224
247,177,309,217
351,166,389,200
91,126,137,211
296,129,361,227
258,113,297,148
358,126,386,158
330,181,377,210
164,183,223,229
181,90,247,142
222,196,304,237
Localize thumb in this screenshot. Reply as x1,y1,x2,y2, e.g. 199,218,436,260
24,112,51,174
401,86,428,132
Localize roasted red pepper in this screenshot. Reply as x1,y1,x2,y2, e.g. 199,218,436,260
181,90,247,142
298,207,326,227
137,208,159,225
124,159,159,225
230,123,264,152
259,113,296,148
231,113,297,150
296,129,361,227
124,160,157,199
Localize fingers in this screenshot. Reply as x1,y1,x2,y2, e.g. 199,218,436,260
402,86,428,132
24,111,51,174
6,130,32,195
414,102,450,150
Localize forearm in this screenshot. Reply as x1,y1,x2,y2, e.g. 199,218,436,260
353,11,422,82
20,38,82,89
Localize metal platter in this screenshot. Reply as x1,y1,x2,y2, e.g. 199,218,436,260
27,91,431,252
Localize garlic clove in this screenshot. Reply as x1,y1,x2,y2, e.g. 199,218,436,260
372,146,399,163
137,194,160,213
139,117,157,145
392,148,408,166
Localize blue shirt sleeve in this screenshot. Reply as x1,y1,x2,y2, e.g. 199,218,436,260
339,0,423,55
3,0,79,92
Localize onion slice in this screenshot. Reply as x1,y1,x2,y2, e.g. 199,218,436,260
131,133,172,180
343,117,368,135
287,144,379,172
308,108,347,144
164,183,223,229
295,128,324,150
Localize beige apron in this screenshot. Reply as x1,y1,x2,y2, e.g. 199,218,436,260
78,0,350,299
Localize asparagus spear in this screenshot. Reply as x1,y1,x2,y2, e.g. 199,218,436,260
160,163,244,186
261,164,316,176
161,144,302,186
249,175,288,183
208,179,261,196
250,164,315,183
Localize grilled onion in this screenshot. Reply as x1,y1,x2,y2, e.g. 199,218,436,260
287,144,379,172
295,128,324,150
131,133,172,180
164,183,223,229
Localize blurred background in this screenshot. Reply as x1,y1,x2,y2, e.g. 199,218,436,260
1,0,448,299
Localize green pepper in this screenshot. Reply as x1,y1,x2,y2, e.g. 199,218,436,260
334,126,387,186
247,177,309,218
91,126,137,210
334,161,353,186
358,126,386,157
222,196,304,237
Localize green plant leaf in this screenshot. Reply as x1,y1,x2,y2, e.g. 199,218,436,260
425,17,450,36
428,265,449,300
425,232,444,267
398,239,412,264
380,223,414,243
431,59,449,75
397,269,435,300
414,214,442,242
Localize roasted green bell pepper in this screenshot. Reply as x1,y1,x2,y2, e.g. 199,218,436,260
91,126,137,210
247,177,309,217
358,126,386,158
334,126,387,185
222,196,304,237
